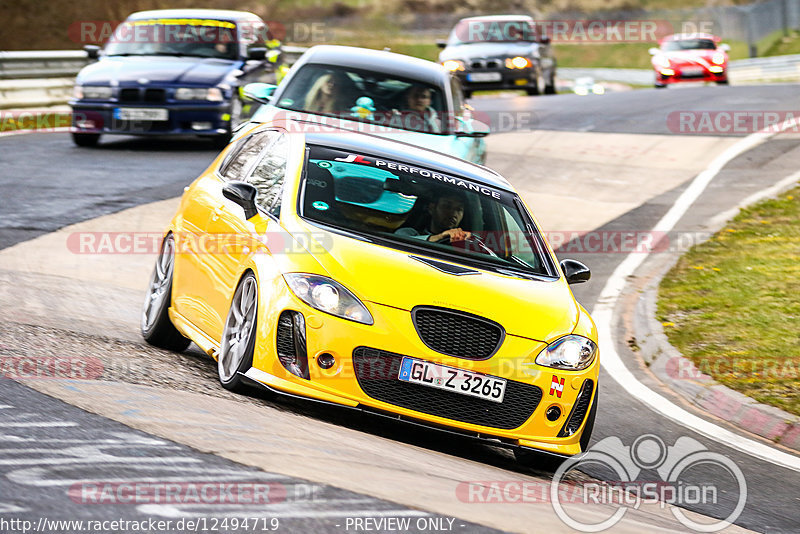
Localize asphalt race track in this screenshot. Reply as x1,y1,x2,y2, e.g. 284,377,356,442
1,84,799,533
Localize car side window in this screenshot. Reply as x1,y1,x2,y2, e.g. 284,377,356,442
220,130,280,182
245,133,288,217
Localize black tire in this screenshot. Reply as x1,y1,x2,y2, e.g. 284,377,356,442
72,133,100,147
655,83,667,89
716,79,729,85
544,74,557,95
211,134,231,150
463,90,473,99
525,85,540,96
218,272,258,392
141,234,191,351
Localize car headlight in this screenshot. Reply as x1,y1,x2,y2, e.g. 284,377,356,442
712,52,726,65
75,86,112,100
175,87,224,101
535,335,597,371
284,274,373,325
505,56,532,69
653,55,671,69
442,59,465,72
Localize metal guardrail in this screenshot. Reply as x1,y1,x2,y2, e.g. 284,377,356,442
560,54,800,86
0,46,310,109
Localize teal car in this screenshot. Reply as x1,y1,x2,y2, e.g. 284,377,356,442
242,45,488,164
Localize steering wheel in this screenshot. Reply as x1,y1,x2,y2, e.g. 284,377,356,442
434,233,497,257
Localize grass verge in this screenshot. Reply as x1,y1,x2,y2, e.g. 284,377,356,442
657,185,800,417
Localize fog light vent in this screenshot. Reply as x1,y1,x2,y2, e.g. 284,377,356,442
276,311,310,379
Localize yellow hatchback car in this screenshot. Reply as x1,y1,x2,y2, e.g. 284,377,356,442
142,122,598,464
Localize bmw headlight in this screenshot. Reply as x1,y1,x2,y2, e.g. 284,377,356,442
505,56,532,69
284,274,373,325
535,335,597,371
75,85,112,100
175,87,224,101
442,60,465,72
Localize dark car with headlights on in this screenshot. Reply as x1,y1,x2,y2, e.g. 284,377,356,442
70,9,279,147
438,15,556,98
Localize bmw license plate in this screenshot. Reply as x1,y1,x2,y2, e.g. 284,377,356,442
398,357,506,403
113,108,168,121
467,72,502,82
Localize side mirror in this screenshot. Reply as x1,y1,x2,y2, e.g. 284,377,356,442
719,43,730,52
223,181,259,220
84,45,100,60
648,47,660,55
455,116,490,137
241,82,278,104
436,39,447,49
248,47,267,60
560,259,591,284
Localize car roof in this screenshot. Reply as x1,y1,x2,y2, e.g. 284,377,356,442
288,126,512,191
457,15,535,22
296,45,448,85
126,9,263,23
663,33,719,41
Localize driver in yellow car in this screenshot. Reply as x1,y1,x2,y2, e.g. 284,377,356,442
395,191,471,242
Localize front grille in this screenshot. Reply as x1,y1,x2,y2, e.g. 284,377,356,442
412,306,503,360
144,88,166,102
559,379,594,437
469,59,501,70
119,88,140,102
352,347,542,430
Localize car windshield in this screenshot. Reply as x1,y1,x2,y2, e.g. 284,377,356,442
300,145,557,278
105,19,239,59
662,39,717,51
274,64,447,135
448,19,537,45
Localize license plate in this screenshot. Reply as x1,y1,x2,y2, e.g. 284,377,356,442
681,67,704,76
113,108,168,121
467,72,502,83
398,357,506,403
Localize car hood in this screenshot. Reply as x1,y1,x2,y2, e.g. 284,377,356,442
297,224,578,342
252,106,470,160
76,56,238,86
439,42,538,61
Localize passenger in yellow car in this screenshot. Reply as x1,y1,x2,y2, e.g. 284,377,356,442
396,191,471,242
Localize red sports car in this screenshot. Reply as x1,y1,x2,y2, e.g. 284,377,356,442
649,33,729,88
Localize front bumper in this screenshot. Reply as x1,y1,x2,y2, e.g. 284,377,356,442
455,68,537,91
656,66,727,85
246,291,599,457
70,101,232,137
